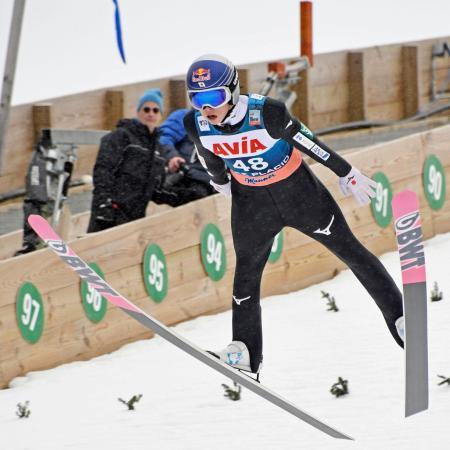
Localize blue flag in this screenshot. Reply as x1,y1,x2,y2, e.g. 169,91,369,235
112,0,126,63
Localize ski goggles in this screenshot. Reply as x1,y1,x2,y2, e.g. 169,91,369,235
188,87,232,110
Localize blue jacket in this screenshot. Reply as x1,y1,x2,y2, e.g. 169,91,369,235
159,109,210,185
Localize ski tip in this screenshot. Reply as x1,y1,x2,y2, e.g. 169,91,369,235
392,189,416,199
27,215,60,242
28,214,45,227
392,190,419,209
392,190,420,219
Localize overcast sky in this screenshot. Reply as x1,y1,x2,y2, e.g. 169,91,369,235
1,0,449,104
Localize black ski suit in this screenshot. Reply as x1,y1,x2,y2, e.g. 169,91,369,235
184,95,404,372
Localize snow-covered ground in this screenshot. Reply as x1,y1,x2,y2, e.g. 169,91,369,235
0,0,449,105
1,232,449,450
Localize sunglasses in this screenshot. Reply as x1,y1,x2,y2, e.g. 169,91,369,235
188,87,231,110
142,106,160,114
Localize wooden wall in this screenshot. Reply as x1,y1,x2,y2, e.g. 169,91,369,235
0,201,171,260
0,124,449,388
1,36,448,196
294,37,450,128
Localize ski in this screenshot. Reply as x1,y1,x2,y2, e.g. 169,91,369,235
28,214,353,440
392,190,428,417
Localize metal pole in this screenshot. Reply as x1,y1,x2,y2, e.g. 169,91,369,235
0,0,26,172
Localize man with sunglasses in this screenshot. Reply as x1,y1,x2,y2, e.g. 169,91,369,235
183,54,405,376
88,88,176,232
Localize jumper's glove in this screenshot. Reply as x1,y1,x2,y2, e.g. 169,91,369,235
339,167,377,206
96,198,118,223
210,180,231,198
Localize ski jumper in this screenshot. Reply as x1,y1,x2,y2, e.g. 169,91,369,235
184,95,404,372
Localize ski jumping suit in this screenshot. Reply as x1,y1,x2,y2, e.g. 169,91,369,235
184,94,404,372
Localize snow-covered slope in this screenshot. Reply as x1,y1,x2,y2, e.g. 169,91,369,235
1,232,449,449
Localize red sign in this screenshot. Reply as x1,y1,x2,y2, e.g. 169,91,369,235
212,137,267,156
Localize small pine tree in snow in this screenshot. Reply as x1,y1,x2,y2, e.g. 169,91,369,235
222,382,242,401
16,401,31,418
118,394,143,410
437,375,450,386
321,290,339,312
430,282,443,302
330,377,348,397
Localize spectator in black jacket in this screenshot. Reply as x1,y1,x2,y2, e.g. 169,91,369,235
159,108,214,200
88,88,177,232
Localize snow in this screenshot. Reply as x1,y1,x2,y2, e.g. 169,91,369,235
0,0,449,105
1,232,450,449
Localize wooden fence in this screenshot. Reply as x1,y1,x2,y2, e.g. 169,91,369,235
0,124,448,388
0,201,170,261
0,36,449,196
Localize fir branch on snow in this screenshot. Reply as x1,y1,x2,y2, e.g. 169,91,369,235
16,401,31,418
437,375,450,386
118,394,143,410
321,290,339,312
430,282,443,302
330,377,349,397
221,382,242,401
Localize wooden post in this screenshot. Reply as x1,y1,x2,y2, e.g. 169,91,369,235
169,79,188,111
347,51,367,122
237,69,250,95
402,45,420,118
104,90,124,130
300,1,313,66
291,69,312,125
56,204,72,241
32,103,53,142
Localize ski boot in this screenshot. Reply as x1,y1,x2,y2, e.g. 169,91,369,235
395,316,405,343
208,341,262,381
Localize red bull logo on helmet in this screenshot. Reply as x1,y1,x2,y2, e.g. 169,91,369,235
192,68,211,82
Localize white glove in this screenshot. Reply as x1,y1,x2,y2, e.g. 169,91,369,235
339,167,377,206
210,180,232,198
